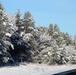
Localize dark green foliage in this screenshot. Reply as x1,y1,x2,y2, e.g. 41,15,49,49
48,24,53,36
10,32,31,62
23,11,35,33
15,9,22,31
0,3,4,10
54,24,60,32
63,33,72,46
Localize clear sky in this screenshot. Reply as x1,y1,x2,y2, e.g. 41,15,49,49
0,0,76,35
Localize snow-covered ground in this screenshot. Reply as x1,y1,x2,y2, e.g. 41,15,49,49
0,64,76,75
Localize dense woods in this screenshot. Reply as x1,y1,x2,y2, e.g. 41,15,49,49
0,3,76,66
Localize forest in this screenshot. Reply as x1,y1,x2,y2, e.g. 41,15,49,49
0,3,76,66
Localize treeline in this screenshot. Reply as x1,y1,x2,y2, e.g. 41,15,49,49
0,3,76,66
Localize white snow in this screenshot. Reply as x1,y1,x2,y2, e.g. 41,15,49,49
0,64,76,75
23,33,33,41
20,32,25,37
9,23,13,26
3,22,6,26
6,33,12,37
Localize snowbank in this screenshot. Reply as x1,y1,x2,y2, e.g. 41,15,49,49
0,64,76,75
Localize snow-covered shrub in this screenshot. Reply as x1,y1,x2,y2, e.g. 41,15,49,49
70,53,76,64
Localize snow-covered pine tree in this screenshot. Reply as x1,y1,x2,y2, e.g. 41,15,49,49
48,24,53,36
0,3,7,38
15,9,22,32
53,24,60,39
23,11,35,33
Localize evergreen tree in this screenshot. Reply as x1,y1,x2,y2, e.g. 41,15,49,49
0,3,4,24
74,35,76,49
0,3,6,38
15,9,22,31
54,24,60,32
71,53,76,64
48,24,53,36
53,24,60,39
63,33,72,46
0,3,4,11
23,11,35,33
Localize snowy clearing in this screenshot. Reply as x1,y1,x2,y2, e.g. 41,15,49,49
0,64,76,75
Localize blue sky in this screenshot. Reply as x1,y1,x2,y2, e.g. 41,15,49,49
0,0,76,35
